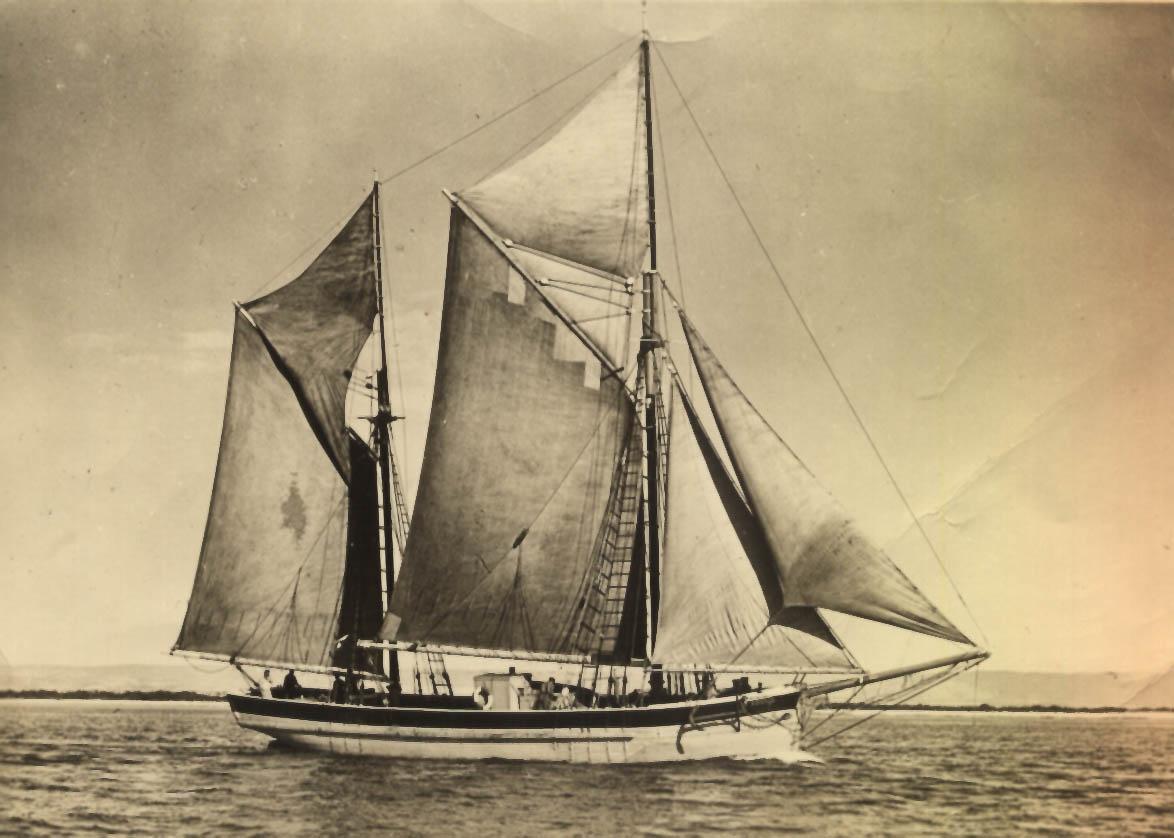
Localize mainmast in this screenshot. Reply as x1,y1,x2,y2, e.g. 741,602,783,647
638,36,662,660
371,180,407,688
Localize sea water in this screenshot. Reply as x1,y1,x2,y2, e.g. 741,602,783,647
0,700,1170,836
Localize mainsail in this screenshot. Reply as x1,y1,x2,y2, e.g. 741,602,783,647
176,193,381,669
381,209,634,655
680,315,970,645
380,51,649,658
655,381,857,670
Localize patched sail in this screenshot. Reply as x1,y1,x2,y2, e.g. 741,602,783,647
176,194,379,668
381,207,633,655
461,53,647,278
655,381,857,670
508,246,632,368
176,311,351,666
681,316,970,645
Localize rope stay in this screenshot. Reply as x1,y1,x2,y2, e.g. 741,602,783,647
379,35,640,186
651,42,987,647
800,657,984,749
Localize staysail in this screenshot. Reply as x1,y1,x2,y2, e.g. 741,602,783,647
381,207,634,655
680,315,970,644
655,380,857,670
176,193,380,669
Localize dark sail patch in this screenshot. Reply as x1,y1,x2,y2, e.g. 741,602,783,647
281,478,307,542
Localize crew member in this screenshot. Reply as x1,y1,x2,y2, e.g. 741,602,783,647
258,669,274,699
282,670,301,699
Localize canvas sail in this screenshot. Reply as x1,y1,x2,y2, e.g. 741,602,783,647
243,194,379,480
381,208,633,655
507,246,632,369
176,195,379,668
333,432,386,674
655,381,857,670
461,53,647,278
680,316,970,645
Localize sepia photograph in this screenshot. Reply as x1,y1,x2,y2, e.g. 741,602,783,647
1,0,1171,834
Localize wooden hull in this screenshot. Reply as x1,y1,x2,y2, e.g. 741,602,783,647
227,690,814,763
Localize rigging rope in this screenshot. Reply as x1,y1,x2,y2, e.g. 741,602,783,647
651,42,988,648
467,44,642,188
379,35,639,186
242,37,637,305
241,187,374,303
801,659,982,748
650,62,690,392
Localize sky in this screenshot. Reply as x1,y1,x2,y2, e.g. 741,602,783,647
1,1,1172,675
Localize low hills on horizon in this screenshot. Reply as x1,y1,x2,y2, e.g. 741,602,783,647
1,662,1172,709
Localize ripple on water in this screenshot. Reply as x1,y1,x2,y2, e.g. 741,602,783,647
0,705,1172,835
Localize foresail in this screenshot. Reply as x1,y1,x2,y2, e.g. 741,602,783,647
655,381,856,670
176,311,350,667
177,192,379,669
243,193,378,481
680,316,971,645
381,208,633,655
461,53,647,278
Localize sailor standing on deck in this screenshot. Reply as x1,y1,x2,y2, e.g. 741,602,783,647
257,669,274,699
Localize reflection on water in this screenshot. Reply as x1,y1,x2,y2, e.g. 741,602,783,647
1,700,1171,836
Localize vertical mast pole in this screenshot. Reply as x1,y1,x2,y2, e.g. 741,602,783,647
642,37,658,274
638,36,661,662
371,181,400,689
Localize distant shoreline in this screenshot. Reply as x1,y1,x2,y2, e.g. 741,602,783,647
0,690,1170,712
0,689,221,702
825,702,1172,714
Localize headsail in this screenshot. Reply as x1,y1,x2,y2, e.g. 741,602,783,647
680,315,970,645
176,194,379,669
461,53,647,278
655,380,857,670
381,208,634,655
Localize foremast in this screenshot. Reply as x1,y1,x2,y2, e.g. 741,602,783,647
371,180,409,689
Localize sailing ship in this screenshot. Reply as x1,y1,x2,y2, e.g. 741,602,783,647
173,37,988,763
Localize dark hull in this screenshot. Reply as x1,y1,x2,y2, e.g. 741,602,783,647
226,689,807,763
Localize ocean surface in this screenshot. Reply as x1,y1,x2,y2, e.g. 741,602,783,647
1,700,1170,836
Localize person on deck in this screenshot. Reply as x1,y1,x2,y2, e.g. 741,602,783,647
703,675,719,700
258,669,274,699
555,686,576,710
330,674,347,704
282,670,301,699
647,670,669,704
539,677,558,710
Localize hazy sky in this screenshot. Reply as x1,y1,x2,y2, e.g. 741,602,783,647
2,1,1171,674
